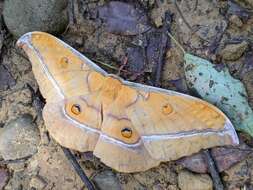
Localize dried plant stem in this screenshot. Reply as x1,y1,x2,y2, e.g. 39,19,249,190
173,0,193,31
203,150,224,190
61,146,96,190
167,32,186,54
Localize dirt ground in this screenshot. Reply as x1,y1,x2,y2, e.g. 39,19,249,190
1,0,253,190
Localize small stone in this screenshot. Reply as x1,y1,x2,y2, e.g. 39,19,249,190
223,160,250,186
8,162,25,171
178,170,213,190
0,65,15,91
0,115,40,160
92,170,121,190
150,2,170,27
152,184,165,190
221,41,248,61
3,0,68,37
229,15,243,27
30,176,47,190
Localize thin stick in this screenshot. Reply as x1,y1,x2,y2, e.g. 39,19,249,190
167,32,186,54
61,146,96,190
203,150,224,190
92,59,130,73
92,59,118,70
173,0,193,31
0,155,32,165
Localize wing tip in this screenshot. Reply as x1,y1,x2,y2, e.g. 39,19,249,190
17,32,32,48
224,118,239,145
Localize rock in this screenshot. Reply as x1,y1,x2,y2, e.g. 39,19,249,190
177,143,251,173
227,1,251,22
223,159,250,188
150,2,170,27
233,0,253,9
178,170,213,190
133,164,177,187
92,170,121,190
3,0,68,37
221,41,248,61
242,71,253,107
116,173,146,190
0,115,40,160
4,171,29,190
96,1,151,35
177,0,227,49
0,168,8,189
8,162,25,171
27,145,84,189
0,65,15,91
30,176,47,190
229,15,243,27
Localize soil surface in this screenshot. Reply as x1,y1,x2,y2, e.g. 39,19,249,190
1,0,253,190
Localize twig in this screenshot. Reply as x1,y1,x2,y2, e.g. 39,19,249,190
153,12,172,87
203,150,224,190
92,59,119,70
167,32,186,54
117,55,128,76
173,0,193,31
68,0,76,25
92,58,131,74
194,0,199,11
61,146,96,190
0,155,33,165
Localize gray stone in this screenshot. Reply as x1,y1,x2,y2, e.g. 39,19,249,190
0,65,15,91
93,170,121,190
178,170,213,190
3,0,68,37
229,15,243,27
221,41,248,61
30,176,47,190
0,115,40,160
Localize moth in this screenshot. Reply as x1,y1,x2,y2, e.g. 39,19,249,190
17,32,239,173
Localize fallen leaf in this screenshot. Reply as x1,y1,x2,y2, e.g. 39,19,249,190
97,1,151,35
184,53,253,136
177,143,251,173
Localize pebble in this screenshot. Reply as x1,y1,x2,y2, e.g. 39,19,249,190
221,41,248,61
92,170,121,190
178,170,213,190
30,176,47,190
223,160,250,186
150,2,170,27
8,162,25,171
0,65,15,91
3,0,68,37
229,15,243,27
0,115,40,160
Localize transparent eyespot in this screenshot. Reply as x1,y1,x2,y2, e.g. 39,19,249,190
71,104,81,115
121,127,132,138
162,103,173,115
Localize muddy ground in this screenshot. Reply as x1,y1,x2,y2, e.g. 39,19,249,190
1,0,253,190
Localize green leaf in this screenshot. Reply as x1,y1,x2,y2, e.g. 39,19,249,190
184,53,253,136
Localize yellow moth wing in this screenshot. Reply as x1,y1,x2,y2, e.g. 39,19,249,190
18,32,106,102
17,32,239,173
